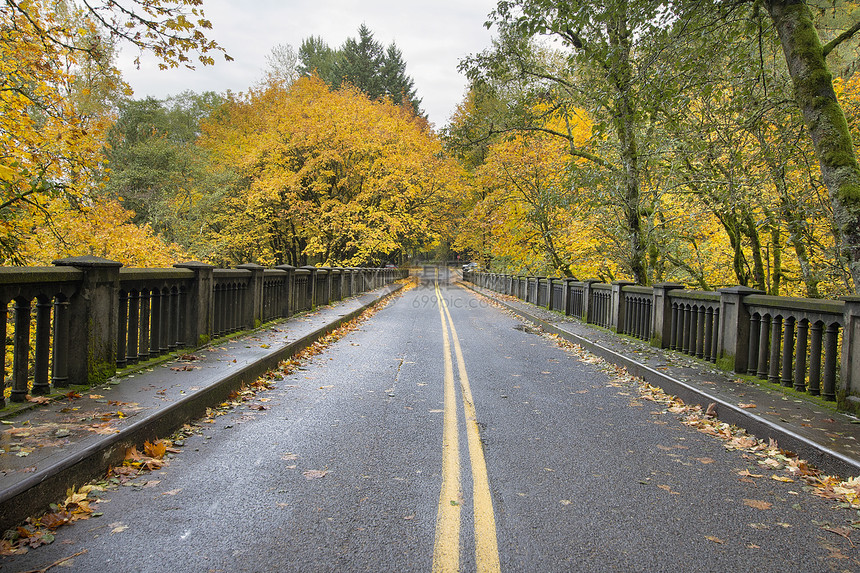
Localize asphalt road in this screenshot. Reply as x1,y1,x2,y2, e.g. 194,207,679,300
4,280,858,572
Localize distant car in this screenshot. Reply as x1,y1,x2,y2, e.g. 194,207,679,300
384,264,397,268
462,262,478,272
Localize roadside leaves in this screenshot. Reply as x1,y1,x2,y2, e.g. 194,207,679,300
538,327,860,517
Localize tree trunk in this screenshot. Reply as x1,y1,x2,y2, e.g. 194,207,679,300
607,3,647,285
765,0,860,292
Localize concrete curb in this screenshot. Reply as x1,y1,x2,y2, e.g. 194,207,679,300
465,283,860,479
0,283,404,533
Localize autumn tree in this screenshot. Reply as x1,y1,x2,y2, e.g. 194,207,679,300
200,76,459,267
0,0,227,264
759,0,860,291
465,1,679,285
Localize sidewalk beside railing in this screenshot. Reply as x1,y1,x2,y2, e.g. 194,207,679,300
464,271,860,413
0,257,407,407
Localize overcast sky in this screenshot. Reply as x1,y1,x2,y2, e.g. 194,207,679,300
117,0,499,129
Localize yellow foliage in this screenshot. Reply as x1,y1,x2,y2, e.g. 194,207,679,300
202,76,464,266
16,198,186,267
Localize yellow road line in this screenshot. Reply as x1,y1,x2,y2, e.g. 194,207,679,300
441,294,501,573
432,281,461,573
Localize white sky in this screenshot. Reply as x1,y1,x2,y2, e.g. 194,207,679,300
117,0,499,129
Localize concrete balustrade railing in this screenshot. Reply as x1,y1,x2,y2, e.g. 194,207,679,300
465,271,860,412
0,256,407,407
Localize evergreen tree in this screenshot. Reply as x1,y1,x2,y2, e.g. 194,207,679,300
336,24,385,99
297,36,340,86
297,25,424,116
381,43,422,113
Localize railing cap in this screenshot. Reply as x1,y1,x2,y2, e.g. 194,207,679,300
174,261,215,270
274,264,296,271
718,285,764,295
53,255,122,268
236,263,265,270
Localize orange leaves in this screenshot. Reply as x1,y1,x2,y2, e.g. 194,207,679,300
124,440,167,470
144,439,167,459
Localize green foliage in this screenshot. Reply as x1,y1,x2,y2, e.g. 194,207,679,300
297,25,423,116
103,91,228,256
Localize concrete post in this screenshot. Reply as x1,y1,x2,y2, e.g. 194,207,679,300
53,256,123,386
840,296,860,411
611,281,635,332
174,261,215,348
717,285,763,373
651,283,685,348
318,267,332,305
546,278,557,310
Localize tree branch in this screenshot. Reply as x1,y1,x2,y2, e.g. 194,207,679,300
822,19,860,57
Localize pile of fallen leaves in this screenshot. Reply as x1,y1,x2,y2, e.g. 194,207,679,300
1,436,176,557
1,484,103,556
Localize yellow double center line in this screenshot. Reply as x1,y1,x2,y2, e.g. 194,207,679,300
432,281,501,573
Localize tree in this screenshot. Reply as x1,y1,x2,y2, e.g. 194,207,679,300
200,77,459,267
0,0,227,263
297,25,424,117
336,24,385,100
103,91,227,255
265,43,299,86
380,43,422,114
297,36,341,86
470,1,676,285
761,0,860,291
4,0,229,70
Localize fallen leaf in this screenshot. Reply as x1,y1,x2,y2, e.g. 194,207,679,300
738,403,757,409
705,535,724,544
303,469,328,480
738,470,765,478
109,522,128,534
162,489,182,496
560,500,572,505
143,440,167,460
705,402,717,417
658,485,680,495
771,475,795,483
39,512,71,530
743,499,772,510
695,457,716,464
26,395,52,405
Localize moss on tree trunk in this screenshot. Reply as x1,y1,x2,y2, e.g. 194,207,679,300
765,0,860,292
